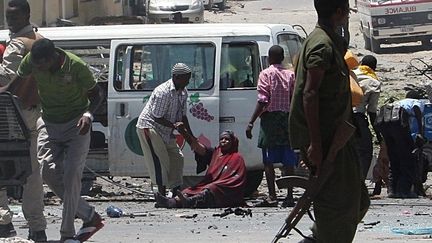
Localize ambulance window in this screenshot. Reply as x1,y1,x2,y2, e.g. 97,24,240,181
114,43,216,91
277,34,302,70
220,42,260,90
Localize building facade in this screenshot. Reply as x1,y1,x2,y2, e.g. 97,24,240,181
1,0,144,29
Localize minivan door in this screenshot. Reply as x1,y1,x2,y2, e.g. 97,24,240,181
108,38,221,177
219,38,268,170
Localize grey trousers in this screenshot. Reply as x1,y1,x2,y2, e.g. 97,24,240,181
0,106,46,231
37,116,94,238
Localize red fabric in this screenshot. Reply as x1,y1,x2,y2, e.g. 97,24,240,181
182,147,247,207
0,44,5,60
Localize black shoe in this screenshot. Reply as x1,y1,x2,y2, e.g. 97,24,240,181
28,229,47,242
0,223,17,238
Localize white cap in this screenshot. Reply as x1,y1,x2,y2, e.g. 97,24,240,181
172,63,191,75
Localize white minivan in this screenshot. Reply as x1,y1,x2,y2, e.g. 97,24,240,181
0,23,302,193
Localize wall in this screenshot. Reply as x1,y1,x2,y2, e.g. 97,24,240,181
1,0,125,28
69,0,124,25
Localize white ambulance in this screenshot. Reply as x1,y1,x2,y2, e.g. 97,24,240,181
0,23,302,193
357,0,432,53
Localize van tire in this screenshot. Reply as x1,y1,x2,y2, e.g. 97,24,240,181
371,38,381,53
244,169,264,197
363,34,371,51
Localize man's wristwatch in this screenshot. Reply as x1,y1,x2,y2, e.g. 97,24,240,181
83,111,94,122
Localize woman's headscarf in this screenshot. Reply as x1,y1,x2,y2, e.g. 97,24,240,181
220,130,239,153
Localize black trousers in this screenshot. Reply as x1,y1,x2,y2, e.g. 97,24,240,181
353,113,373,180
379,122,416,195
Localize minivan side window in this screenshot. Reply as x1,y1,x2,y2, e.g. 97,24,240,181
277,34,302,70
220,42,260,90
114,43,216,91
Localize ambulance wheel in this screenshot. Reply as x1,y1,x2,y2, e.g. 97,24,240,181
371,38,381,54
363,34,371,51
244,169,264,197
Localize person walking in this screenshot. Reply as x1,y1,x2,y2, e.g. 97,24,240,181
2,38,105,242
353,55,381,179
0,0,46,240
288,0,370,242
136,63,194,198
246,45,297,207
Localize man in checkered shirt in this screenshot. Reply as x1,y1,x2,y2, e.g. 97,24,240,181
136,63,194,198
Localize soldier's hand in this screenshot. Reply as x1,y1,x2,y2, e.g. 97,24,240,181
77,116,91,135
307,143,322,176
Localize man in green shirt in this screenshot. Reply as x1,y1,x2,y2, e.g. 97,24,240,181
5,38,105,242
289,0,369,242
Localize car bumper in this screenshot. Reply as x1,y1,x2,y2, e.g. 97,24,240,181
148,9,204,23
372,24,432,42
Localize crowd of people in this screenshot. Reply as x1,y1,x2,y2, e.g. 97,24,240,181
0,0,430,242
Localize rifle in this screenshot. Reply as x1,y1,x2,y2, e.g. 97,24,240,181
272,120,356,243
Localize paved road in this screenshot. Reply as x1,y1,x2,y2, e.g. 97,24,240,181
7,191,432,243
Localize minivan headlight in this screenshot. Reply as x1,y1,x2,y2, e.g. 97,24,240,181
190,0,203,10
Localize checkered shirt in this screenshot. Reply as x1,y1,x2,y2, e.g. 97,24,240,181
137,79,188,144
257,64,295,112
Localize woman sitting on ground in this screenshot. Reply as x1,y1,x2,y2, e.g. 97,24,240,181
155,130,247,208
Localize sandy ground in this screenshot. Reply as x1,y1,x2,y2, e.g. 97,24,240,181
4,1,432,242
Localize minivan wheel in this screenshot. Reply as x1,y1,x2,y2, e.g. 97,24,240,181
371,38,381,53
244,169,264,197
363,33,371,51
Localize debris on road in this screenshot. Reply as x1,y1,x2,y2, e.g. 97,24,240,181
106,205,123,218
176,213,198,219
364,221,381,226
212,207,252,218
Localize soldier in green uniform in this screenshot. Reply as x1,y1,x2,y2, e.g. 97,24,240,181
289,0,370,242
